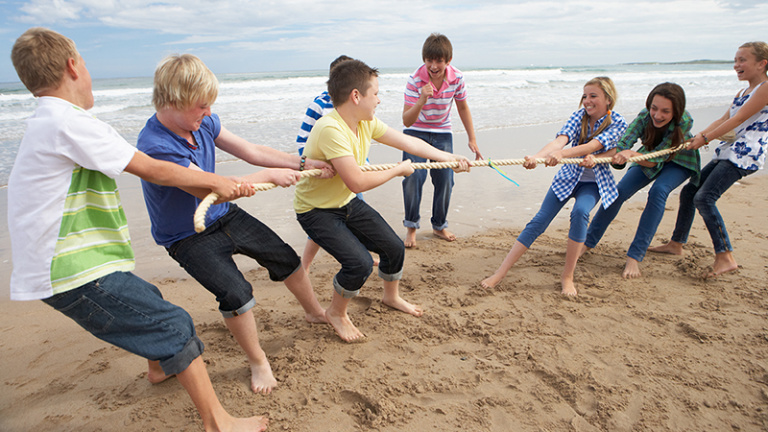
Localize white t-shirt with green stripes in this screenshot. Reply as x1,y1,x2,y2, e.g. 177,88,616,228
9,97,138,301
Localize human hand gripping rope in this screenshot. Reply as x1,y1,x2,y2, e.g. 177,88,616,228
193,142,689,233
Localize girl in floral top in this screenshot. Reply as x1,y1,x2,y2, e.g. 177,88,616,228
650,42,768,277
583,83,700,279
481,77,628,296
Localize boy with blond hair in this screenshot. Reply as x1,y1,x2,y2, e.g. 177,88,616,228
9,27,268,431
402,33,482,247
137,53,334,395
294,59,469,342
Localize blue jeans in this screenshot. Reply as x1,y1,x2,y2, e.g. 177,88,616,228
671,159,755,253
517,182,600,248
43,271,204,376
402,130,454,231
297,198,404,298
586,163,692,261
168,204,301,317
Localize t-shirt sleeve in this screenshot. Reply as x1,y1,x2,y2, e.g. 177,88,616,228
60,111,137,178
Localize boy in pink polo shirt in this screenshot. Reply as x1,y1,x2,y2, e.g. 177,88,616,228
402,33,482,248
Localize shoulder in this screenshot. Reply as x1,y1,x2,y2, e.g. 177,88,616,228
199,113,221,138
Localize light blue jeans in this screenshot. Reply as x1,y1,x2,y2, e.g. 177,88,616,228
517,182,601,248
402,130,454,231
586,163,692,261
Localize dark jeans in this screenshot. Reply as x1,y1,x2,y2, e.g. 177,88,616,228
671,159,755,253
297,198,404,298
402,130,454,231
168,205,301,317
43,271,204,376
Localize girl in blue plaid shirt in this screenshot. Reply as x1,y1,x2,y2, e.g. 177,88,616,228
482,77,628,296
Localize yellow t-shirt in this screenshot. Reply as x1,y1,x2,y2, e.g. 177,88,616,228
294,109,388,213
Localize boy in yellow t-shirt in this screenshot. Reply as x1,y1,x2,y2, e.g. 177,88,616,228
294,59,470,342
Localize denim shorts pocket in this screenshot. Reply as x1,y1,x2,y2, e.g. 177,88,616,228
56,294,115,334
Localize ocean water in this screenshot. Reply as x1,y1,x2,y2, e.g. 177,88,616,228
0,63,741,187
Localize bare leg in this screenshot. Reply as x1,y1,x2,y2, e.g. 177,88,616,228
381,280,423,317
176,356,269,432
283,268,327,324
622,257,642,279
147,359,174,384
560,239,581,296
404,227,417,248
578,243,591,259
223,312,277,395
325,291,365,342
433,228,457,242
648,240,684,255
301,239,321,274
708,251,739,278
481,241,528,288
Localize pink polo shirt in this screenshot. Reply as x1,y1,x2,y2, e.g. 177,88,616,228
403,64,467,133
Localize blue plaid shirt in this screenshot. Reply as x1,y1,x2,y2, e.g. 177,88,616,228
551,108,628,209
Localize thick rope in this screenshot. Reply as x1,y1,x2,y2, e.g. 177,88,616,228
193,143,687,232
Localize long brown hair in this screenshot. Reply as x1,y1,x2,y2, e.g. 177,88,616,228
642,82,686,151
578,77,617,144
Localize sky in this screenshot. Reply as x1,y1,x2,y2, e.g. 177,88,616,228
1,0,767,83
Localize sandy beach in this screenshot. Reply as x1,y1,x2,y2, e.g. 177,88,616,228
2,106,768,431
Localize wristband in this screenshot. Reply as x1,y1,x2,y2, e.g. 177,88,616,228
701,133,710,144
300,155,306,171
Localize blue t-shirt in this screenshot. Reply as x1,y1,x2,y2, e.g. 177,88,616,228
137,113,229,247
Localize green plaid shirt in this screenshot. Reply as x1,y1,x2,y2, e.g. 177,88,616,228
617,108,701,185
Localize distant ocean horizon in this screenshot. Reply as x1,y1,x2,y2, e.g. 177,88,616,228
0,62,741,187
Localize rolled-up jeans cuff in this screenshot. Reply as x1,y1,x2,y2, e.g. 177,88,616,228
379,268,403,282
220,297,256,318
333,275,360,299
403,219,419,229
160,335,204,376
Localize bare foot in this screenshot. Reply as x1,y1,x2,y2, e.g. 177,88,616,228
480,272,504,289
648,241,684,255
250,360,278,395
706,252,739,278
433,228,456,242
404,227,417,248
622,258,642,279
227,415,269,432
561,278,578,296
382,295,424,317
325,309,365,342
147,360,175,384
304,310,329,324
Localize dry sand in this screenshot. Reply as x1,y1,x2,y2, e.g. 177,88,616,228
2,107,768,431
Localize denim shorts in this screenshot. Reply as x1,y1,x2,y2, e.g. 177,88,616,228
42,271,204,376
168,204,302,317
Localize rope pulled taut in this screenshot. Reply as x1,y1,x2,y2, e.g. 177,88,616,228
192,142,688,233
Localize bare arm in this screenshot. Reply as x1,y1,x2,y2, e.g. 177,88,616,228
377,127,469,168
331,155,413,194
690,85,768,150
455,99,481,160
402,84,434,127
215,126,333,174
124,151,249,202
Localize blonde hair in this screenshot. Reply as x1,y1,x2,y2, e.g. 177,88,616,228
578,76,618,145
152,54,218,110
740,41,768,74
11,27,79,95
